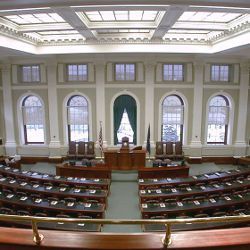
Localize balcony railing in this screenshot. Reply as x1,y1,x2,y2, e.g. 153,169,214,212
0,214,249,247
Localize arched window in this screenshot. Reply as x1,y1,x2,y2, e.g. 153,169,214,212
67,95,89,142
162,95,184,142
22,95,44,144
207,95,229,144
114,95,137,145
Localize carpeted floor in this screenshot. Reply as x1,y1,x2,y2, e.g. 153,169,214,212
21,161,238,232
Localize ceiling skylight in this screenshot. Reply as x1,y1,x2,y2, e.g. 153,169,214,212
84,10,158,22
4,13,65,24
97,29,150,34
178,12,242,23
38,30,79,35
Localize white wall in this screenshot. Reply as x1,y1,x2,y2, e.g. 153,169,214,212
0,54,249,158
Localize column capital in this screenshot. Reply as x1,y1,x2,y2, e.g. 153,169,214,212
144,61,156,68
193,61,205,69
0,63,11,72
240,62,249,71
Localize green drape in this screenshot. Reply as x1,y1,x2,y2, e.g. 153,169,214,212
113,95,137,145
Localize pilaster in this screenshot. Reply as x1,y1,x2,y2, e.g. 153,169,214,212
1,63,17,155
95,61,107,153
47,59,61,157
234,62,249,156
144,62,155,149
189,61,204,157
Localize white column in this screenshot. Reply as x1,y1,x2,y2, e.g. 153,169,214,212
234,62,249,156
189,62,203,157
47,60,61,157
1,64,17,155
95,62,107,151
144,62,155,149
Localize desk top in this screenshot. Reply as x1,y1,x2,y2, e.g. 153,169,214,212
139,178,250,201
141,192,250,215
0,190,105,215
0,165,110,188
0,176,108,200
138,168,250,188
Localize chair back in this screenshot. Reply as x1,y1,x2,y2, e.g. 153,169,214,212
166,142,174,155
175,141,182,155
155,142,164,155
86,141,95,154
68,141,77,155
78,141,85,155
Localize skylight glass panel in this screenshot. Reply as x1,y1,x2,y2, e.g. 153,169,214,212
38,30,79,35
168,29,209,34
100,11,115,21
115,11,128,21
84,10,159,22
142,11,158,21
5,13,65,24
97,29,150,34
85,11,102,21
179,11,242,23
129,11,143,20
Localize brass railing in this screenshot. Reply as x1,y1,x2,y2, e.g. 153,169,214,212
0,214,249,247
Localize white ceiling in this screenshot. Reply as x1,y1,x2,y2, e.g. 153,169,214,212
0,0,249,56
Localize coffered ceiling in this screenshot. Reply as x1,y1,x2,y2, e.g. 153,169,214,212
0,0,249,55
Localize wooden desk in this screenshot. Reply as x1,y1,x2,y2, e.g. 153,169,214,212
0,192,105,218
0,177,108,204
138,168,250,190
141,192,250,218
138,165,189,179
0,157,21,169
139,178,250,203
56,163,111,179
238,157,250,166
0,165,110,190
104,149,146,170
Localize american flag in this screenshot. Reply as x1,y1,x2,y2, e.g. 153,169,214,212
146,124,151,155
99,121,103,156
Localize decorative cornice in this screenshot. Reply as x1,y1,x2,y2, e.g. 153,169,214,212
0,24,38,44
208,21,250,43
0,17,249,47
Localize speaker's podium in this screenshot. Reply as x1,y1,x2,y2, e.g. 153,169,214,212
104,137,146,170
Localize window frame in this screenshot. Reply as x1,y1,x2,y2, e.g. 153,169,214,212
206,95,230,145
20,65,41,83
162,63,184,82
67,95,89,143
66,63,88,82
114,63,136,81
210,64,230,82
161,94,184,143
22,95,45,145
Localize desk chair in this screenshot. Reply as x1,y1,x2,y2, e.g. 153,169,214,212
67,141,77,159
166,142,174,159
0,207,14,214
212,211,228,217
194,213,209,218
17,210,30,216
85,141,95,160
174,141,184,160
77,141,85,158
86,199,99,203
155,142,165,160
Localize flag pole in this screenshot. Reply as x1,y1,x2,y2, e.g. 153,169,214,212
99,121,104,163
146,124,151,162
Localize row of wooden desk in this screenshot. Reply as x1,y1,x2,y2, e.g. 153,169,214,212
0,165,110,190
0,164,111,231
139,178,250,202
138,168,250,189
141,192,250,218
